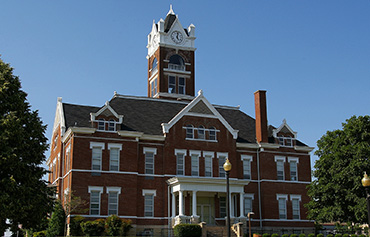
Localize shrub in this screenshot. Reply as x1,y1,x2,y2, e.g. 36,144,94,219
69,215,85,236
105,215,124,236
350,235,357,237
33,230,47,237
282,234,289,237
272,234,279,237
317,234,324,237
308,234,315,237
343,234,349,237
46,201,66,237
299,234,306,237
174,224,202,237
121,219,132,236
290,234,298,237
263,234,271,237
327,234,334,237
81,219,105,236
335,234,342,237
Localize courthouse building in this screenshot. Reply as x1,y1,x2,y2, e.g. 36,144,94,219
48,7,314,234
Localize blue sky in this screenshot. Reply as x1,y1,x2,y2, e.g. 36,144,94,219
1,1,369,170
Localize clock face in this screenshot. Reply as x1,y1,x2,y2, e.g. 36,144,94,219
171,31,183,44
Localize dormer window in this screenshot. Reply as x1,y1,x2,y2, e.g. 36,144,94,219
168,54,185,71
98,119,105,130
108,119,116,131
209,127,216,141
198,126,205,139
278,136,293,147
186,125,194,139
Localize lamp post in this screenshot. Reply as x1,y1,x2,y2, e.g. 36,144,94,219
248,212,254,237
362,172,370,227
223,159,232,237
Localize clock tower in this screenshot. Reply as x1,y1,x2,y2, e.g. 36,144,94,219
147,6,196,100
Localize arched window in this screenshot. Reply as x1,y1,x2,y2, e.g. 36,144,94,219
108,119,116,131
169,54,185,71
186,125,194,139
152,58,158,75
98,119,105,131
209,127,216,141
198,125,205,139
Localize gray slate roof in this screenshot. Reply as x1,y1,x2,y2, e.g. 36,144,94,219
62,95,307,146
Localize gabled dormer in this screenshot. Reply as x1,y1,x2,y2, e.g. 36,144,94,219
90,101,123,132
162,90,239,141
147,6,196,100
272,119,297,147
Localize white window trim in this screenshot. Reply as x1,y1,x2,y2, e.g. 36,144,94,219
143,147,157,155
217,152,228,177
144,147,156,175
90,142,104,171
241,155,253,180
203,151,214,177
275,156,286,181
290,194,301,220
175,149,187,176
108,143,122,171
88,186,104,216
178,77,186,95
142,189,157,196
107,187,122,215
244,193,254,215
276,194,288,220
183,126,220,142
190,150,201,177
288,157,299,181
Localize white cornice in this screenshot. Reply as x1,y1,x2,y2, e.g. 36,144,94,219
259,143,280,149
294,146,315,153
141,134,166,141
61,127,97,143
117,131,144,139
236,143,259,149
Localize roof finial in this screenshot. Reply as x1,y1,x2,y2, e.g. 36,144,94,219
167,4,175,15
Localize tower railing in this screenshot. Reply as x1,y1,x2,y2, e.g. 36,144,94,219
168,64,185,71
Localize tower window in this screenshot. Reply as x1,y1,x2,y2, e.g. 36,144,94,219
178,77,185,94
168,54,185,71
168,76,176,93
151,78,158,97
152,58,158,75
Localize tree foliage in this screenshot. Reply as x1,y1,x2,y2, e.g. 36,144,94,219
0,57,55,233
306,115,370,224
46,201,65,237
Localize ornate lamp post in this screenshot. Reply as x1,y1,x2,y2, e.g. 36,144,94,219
248,212,254,237
362,172,370,226
223,159,232,237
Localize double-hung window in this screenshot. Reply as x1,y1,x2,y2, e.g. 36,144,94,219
209,127,217,141
204,151,214,177
190,151,200,176
244,194,254,216
168,76,176,93
98,119,105,130
198,126,205,140
277,194,288,219
151,78,158,97
107,187,121,215
144,147,157,175
220,196,226,218
275,156,286,180
186,125,194,139
175,149,186,176
288,157,299,181
178,77,185,94
218,153,227,178
108,144,122,171
291,195,301,219
88,186,103,215
90,142,104,171
241,155,252,180
143,190,156,217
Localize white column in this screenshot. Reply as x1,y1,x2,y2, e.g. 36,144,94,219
192,191,197,216
172,192,176,217
179,190,184,216
239,192,245,218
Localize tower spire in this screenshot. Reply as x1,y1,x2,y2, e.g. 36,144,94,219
167,4,175,15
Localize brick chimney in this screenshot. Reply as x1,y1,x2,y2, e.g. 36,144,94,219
254,90,268,143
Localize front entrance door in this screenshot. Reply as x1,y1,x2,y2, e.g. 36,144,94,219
197,204,212,224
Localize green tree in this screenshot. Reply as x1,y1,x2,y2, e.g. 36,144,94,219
306,115,370,224
0,58,55,233
46,201,66,237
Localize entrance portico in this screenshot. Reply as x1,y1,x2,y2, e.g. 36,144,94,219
167,176,249,226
